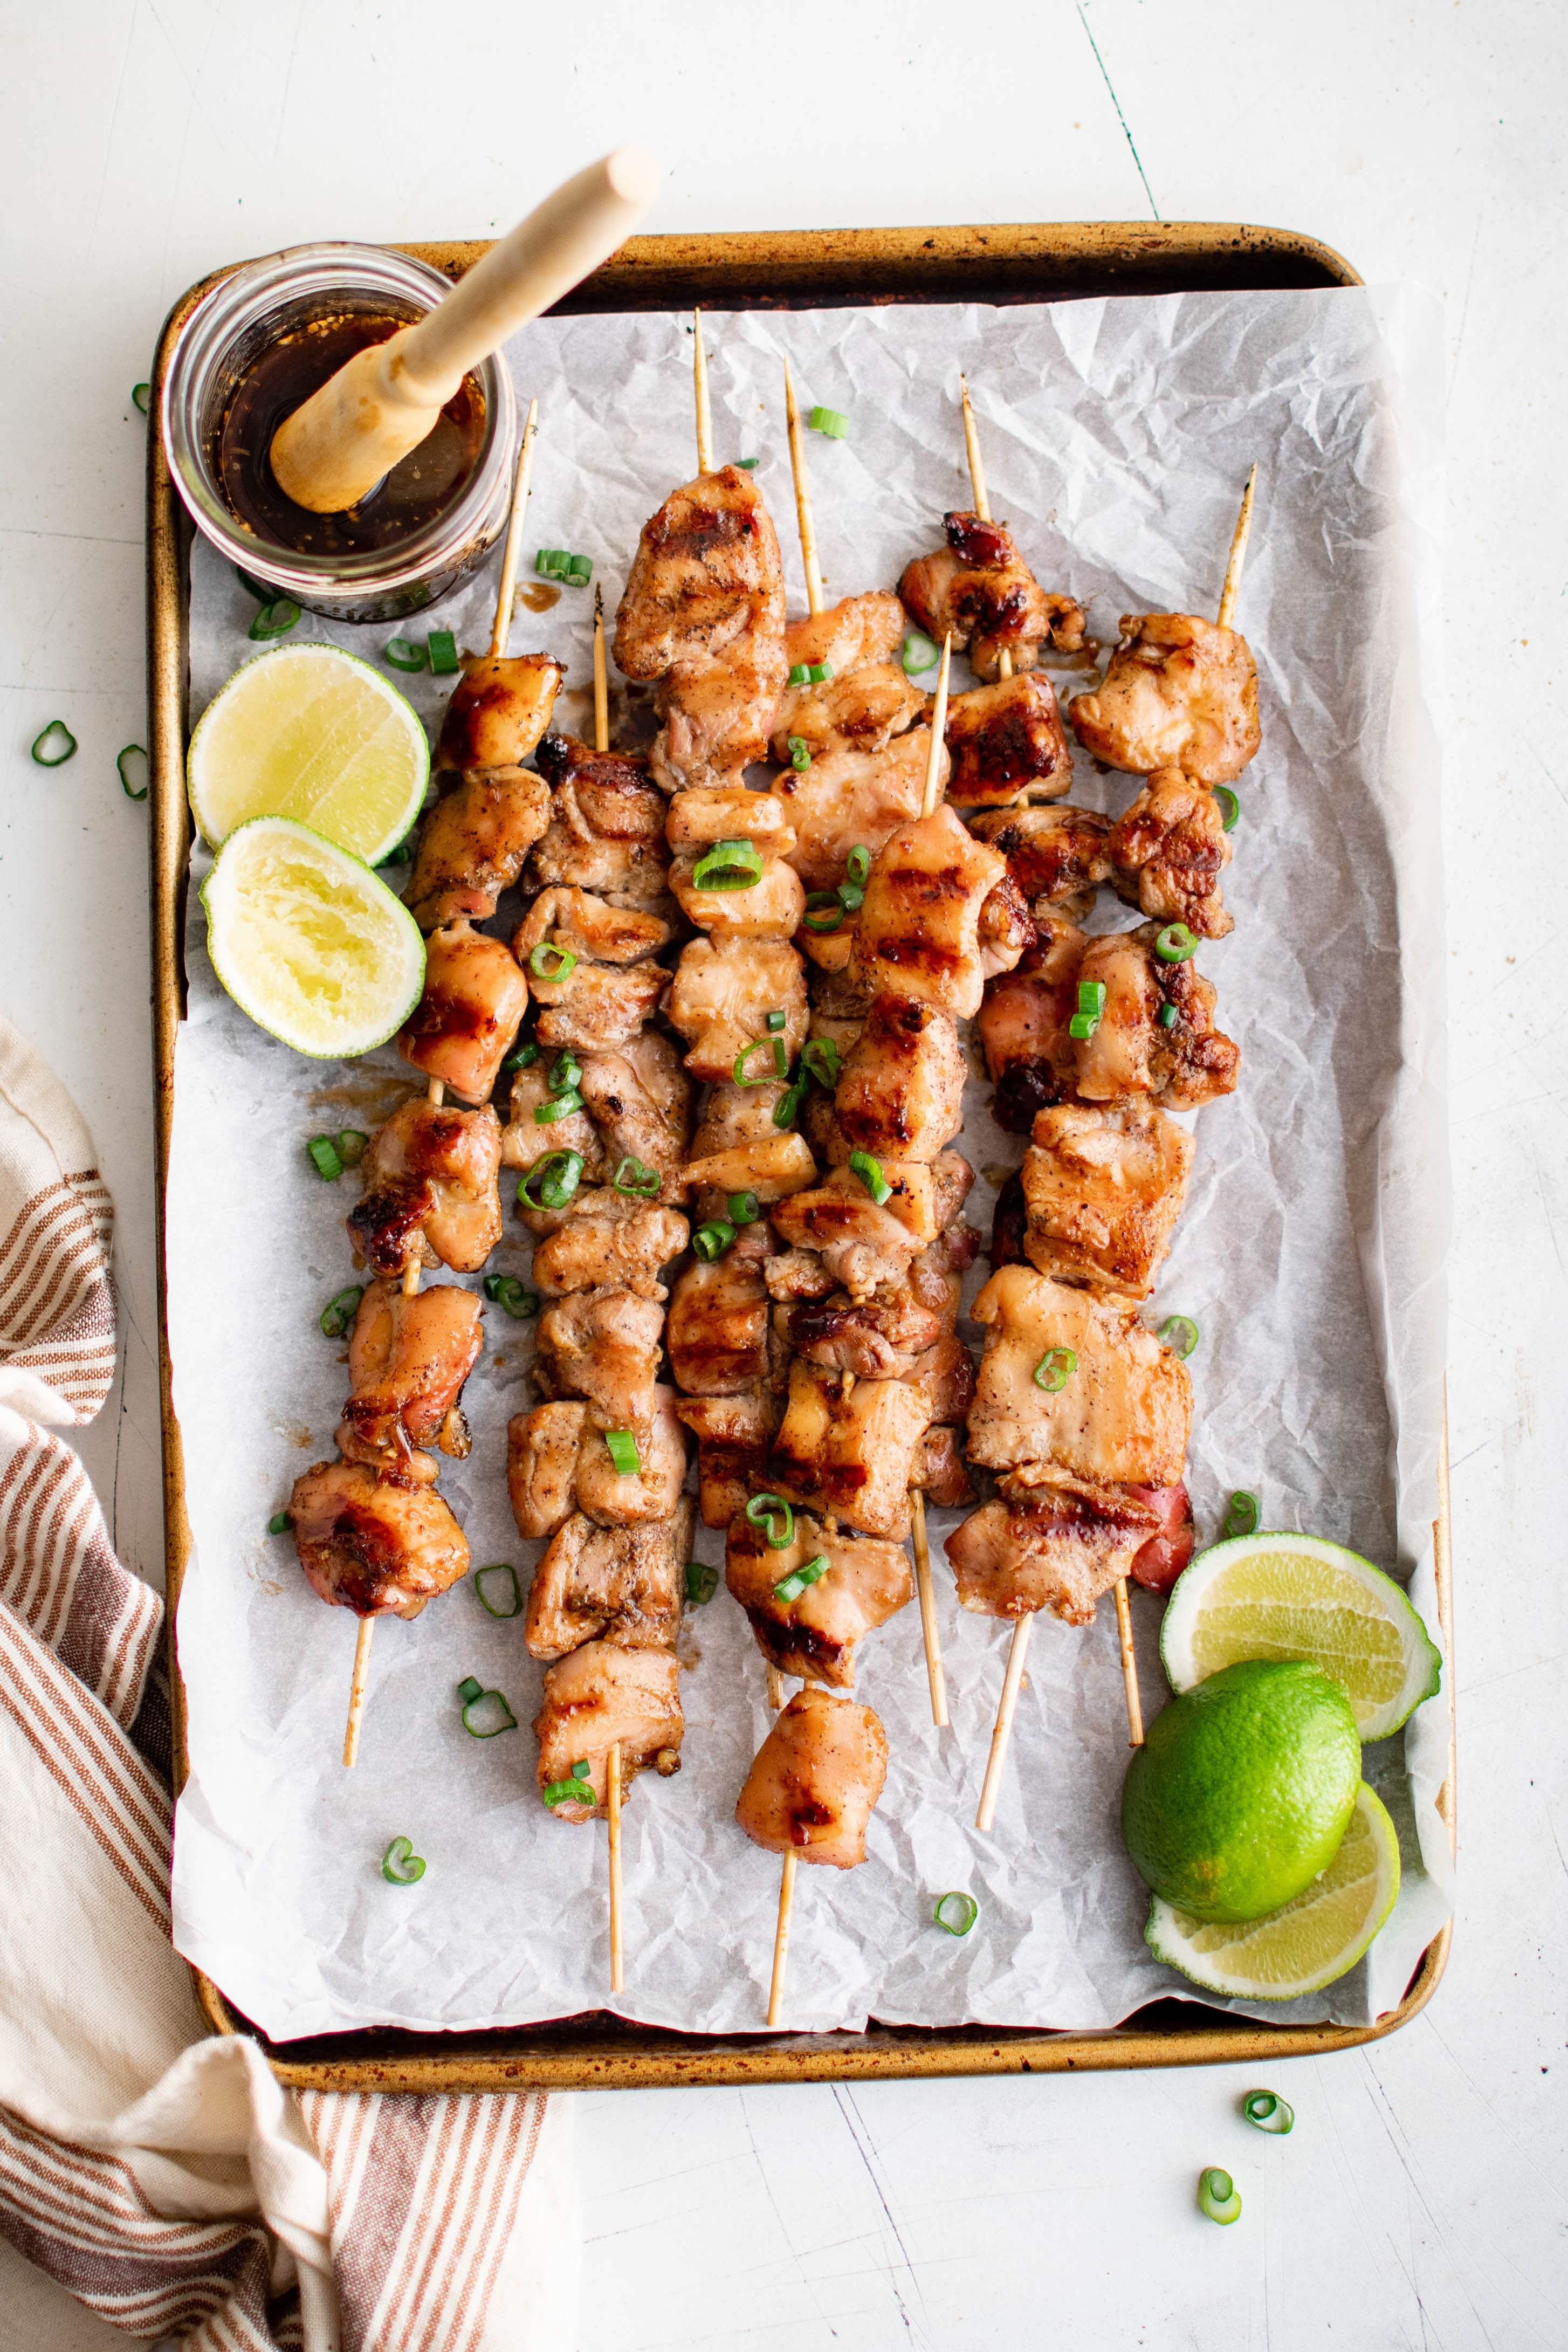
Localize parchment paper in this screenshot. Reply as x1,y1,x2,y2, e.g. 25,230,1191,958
168,284,1452,2038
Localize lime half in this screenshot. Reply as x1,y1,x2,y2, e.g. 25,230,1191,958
187,643,429,862
1147,1780,1401,1999
201,815,425,1058
1160,1531,1441,1741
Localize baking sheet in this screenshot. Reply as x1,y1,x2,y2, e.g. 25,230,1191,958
168,284,1452,2038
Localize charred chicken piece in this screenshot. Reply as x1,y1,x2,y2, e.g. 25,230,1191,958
534,1641,684,1821
788,1284,943,1381
404,767,553,931
529,1202,690,1301
976,917,1086,1133
726,1509,912,1689
508,1391,688,1538
1072,924,1240,1110
850,805,1029,1020
834,994,965,1163
522,1494,694,1656
1069,613,1260,783
666,937,809,1084
530,737,673,911
668,1224,772,1393
768,591,925,760
676,1387,783,1530
767,1359,931,1539
290,1458,469,1619
1107,767,1233,938
534,1289,667,1425
1021,1104,1193,1300
397,920,528,1103
911,1425,975,1510
336,1280,482,1469
613,466,788,791
944,672,1074,809
435,652,563,774
735,1687,888,1868
666,789,805,940
513,885,672,968
577,1030,693,1200
948,1488,1170,1627
966,1267,1192,1490
511,905,667,1056
900,512,1086,682
968,804,1114,925
771,1164,934,1297
350,1098,503,1276
769,731,937,893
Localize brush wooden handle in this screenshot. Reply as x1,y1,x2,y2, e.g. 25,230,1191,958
271,148,657,514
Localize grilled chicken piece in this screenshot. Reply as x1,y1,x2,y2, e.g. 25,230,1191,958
768,1359,931,1538
350,1098,503,1275
404,767,552,931
668,1226,772,1393
1072,925,1240,1110
904,1330,977,1428
968,805,1114,925
1069,613,1260,783
336,1280,482,1468
947,1490,1163,1626
500,1057,604,1183
850,805,1026,1020
900,513,1086,681
679,1076,817,1203
529,1202,690,1299
789,1285,943,1380
534,1289,667,1424
525,1501,692,1658
978,918,1087,1133
771,1164,933,1296
398,920,528,1103
910,1218,981,1324
435,652,563,774
834,994,965,1162
290,1459,469,1619
534,1640,684,1821
726,1510,912,1688
530,736,672,910
967,1268,1192,1489
1107,768,1233,938
676,1387,783,1529
769,731,938,892
911,1425,975,1509
764,1248,837,1304
508,1393,688,1538
735,1688,888,1868
666,937,809,1083
514,885,671,967
991,1171,1028,1269
944,673,1073,809
1021,1104,1193,1299
613,466,788,790
577,1031,693,1201
514,925,667,1055
768,592,925,760
666,789,805,940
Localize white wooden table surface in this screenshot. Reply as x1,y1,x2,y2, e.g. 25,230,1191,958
3,3,1564,2346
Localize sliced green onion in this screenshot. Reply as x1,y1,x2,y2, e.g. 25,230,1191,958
934,1890,979,1937
484,1273,538,1319
787,664,811,689
320,1285,363,1339
746,1493,795,1550
848,1150,890,1206
1157,1002,1179,1030
902,631,940,675
802,891,845,933
727,1191,761,1226
1069,978,1106,1040
1223,1489,1260,1540
734,1035,788,1086
613,1156,662,1196
1214,786,1240,831
548,1049,583,1094
808,406,848,438
117,744,149,801
268,1510,292,1535
604,1430,641,1477
384,637,427,671
543,1776,596,1808
845,844,871,888
528,940,577,981
248,599,300,642
573,1759,590,1777
474,1563,522,1618
536,548,569,578
774,1554,828,1604
691,837,762,891
773,1075,808,1130
235,566,276,603
381,1836,426,1885
307,1134,344,1182
788,735,811,771
534,1088,584,1123
457,1675,483,1703
1155,922,1198,964
1242,2090,1294,2134
685,1558,719,1605
503,1040,541,1070
766,1008,787,1032
773,1572,806,1602
30,721,77,767
694,1219,736,1261
1158,1314,1200,1359
566,554,593,583
1198,2168,1242,2225
131,382,151,415
735,457,759,470
336,1129,368,1167
458,1679,519,1738
1033,1347,1077,1392
519,1149,583,1211
427,629,459,675
801,1037,841,1089
807,661,833,684
376,827,416,868
836,880,864,914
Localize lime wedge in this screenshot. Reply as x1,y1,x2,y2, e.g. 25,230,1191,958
187,643,429,862
201,816,425,1059
1160,1530,1441,1741
1146,1780,1401,1998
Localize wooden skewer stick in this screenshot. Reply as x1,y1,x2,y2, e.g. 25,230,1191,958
487,401,539,659
918,634,954,820
767,1847,798,2028
782,360,826,616
593,585,609,753
693,310,714,475
1217,466,1257,631
1112,1579,1144,1747
975,1613,1032,1833
959,375,1012,683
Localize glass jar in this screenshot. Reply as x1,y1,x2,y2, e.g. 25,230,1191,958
161,243,517,625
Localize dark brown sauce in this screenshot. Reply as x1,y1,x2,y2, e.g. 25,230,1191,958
519,582,561,613
216,312,486,558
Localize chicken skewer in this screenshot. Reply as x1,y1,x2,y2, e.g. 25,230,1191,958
592,590,627,1994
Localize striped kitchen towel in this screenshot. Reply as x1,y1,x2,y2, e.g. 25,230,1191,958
0,1015,574,2352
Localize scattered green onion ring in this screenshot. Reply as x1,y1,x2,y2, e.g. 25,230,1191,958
766,1008,787,1032
268,1510,292,1535
728,1191,760,1226
1154,922,1198,963
248,599,301,642
848,1150,891,1206
1158,1314,1200,1359
484,1273,538,1319
934,1890,979,1938
381,1836,426,1885
902,631,940,675
117,744,149,801
336,1129,367,1167
808,406,848,438
320,1285,363,1340
376,827,416,868
1069,978,1106,1043
131,382,151,415
457,1678,519,1738
1242,2090,1294,2134
788,735,811,771
746,1492,795,1550
808,661,832,684
534,1088,584,1123
734,1036,787,1087
773,1075,808,1130
384,637,427,671
734,458,759,471
613,1156,661,1197
787,664,811,689
548,1050,583,1094
604,1430,641,1477
845,845,871,888
474,1563,522,1618
307,1134,344,1182
1033,1347,1077,1392
542,1776,596,1808
774,1554,828,1604
528,941,577,982
836,880,864,914
519,1149,583,1212
1214,786,1240,831
1198,2168,1242,2225
685,1559,719,1604
802,891,845,933
572,1759,590,1777
693,1219,736,1262
427,629,459,675
30,721,77,767
1223,1489,1260,1540
1157,1002,1179,1030
691,837,763,891
801,1037,841,1089
503,1040,540,1071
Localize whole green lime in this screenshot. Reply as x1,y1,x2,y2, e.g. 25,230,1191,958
1121,1660,1360,1923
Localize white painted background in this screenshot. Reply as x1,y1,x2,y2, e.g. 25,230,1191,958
2,2,1564,2345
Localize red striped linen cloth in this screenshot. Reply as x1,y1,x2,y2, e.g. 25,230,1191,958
0,1016,573,2351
